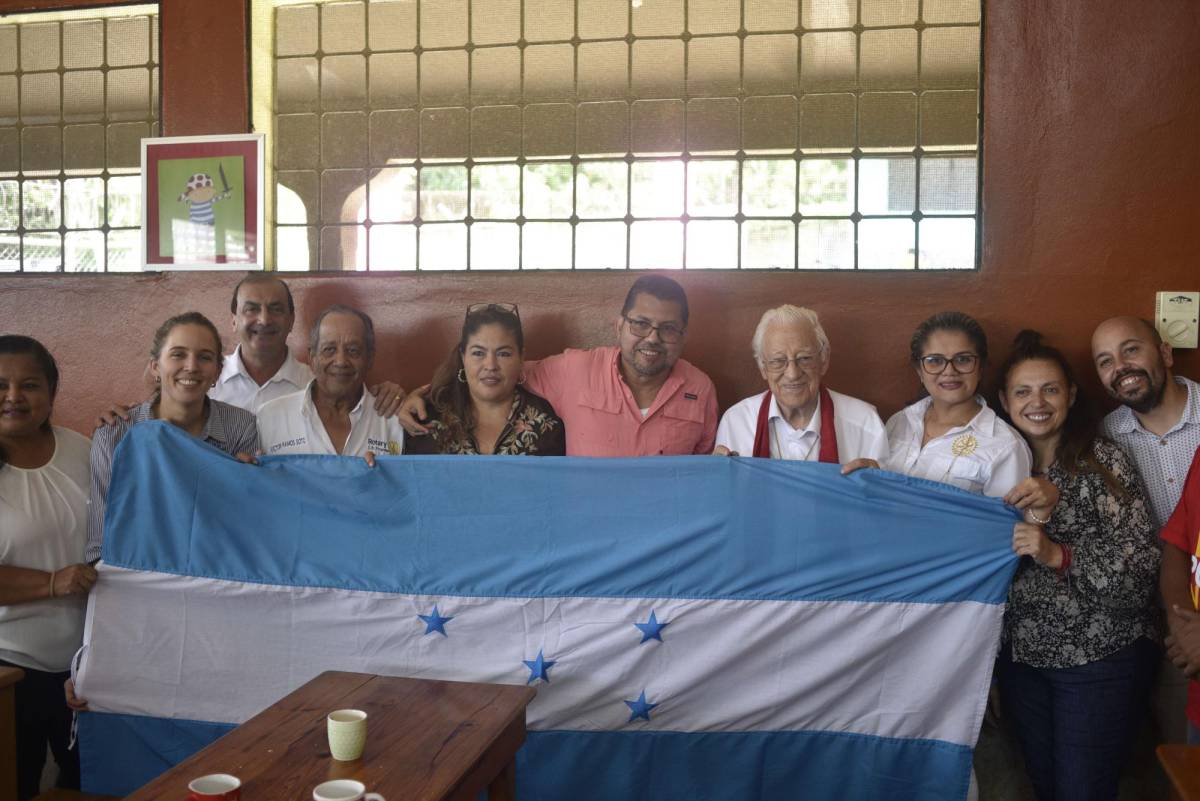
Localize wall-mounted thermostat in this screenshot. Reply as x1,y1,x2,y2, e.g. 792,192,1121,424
1156,291,1199,348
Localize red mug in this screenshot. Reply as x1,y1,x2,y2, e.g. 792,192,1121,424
188,774,241,801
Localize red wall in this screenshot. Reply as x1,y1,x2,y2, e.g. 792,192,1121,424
0,0,1197,436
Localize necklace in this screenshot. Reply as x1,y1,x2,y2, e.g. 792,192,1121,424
771,419,819,461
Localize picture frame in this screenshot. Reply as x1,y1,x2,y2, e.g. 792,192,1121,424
140,133,265,271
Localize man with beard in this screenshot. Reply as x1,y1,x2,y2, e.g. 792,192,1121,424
1092,316,1199,528
714,304,888,464
399,275,718,456
1092,315,1200,743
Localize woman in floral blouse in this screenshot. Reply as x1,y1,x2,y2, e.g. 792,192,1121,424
404,303,565,456
996,329,1160,801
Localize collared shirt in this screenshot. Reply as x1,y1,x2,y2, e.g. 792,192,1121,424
884,395,1032,497
85,398,259,562
714,389,889,464
209,345,314,414
1103,375,1200,529
257,381,405,458
523,346,718,457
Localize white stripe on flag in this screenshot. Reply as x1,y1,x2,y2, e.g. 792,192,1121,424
79,566,999,746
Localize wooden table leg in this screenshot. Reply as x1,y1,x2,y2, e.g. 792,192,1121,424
0,666,26,801
486,759,516,801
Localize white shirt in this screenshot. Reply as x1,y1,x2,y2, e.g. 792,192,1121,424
209,345,314,414
884,396,1032,497
1103,375,1200,529
0,427,91,672
715,389,890,464
257,381,405,457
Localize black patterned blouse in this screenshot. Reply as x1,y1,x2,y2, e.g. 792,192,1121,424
1003,438,1161,669
404,386,565,456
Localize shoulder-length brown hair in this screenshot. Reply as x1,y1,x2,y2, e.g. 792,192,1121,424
428,305,524,445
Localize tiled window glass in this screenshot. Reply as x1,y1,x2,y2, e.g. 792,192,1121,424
0,6,159,273
271,0,980,271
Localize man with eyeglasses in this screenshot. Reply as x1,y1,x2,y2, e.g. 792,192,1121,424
399,275,718,456
714,305,888,463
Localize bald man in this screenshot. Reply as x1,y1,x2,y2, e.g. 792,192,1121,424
1093,315,1199,744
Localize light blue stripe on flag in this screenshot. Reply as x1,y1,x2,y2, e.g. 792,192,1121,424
104,422,1019,604
80,713,970,800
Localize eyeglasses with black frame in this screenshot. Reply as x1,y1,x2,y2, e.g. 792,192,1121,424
919,352,980,375
622,315,686,344
466,302,520,319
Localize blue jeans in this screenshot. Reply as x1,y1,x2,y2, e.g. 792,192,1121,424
996,637,1159,801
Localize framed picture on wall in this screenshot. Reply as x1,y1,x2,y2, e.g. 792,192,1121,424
141,134,265,270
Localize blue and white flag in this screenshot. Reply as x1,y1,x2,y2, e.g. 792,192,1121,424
76,422,1019,800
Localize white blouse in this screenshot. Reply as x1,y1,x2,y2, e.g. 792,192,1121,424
884,396,1032,498
0,426,92,672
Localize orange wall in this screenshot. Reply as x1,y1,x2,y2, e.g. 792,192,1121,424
0,0,1197,436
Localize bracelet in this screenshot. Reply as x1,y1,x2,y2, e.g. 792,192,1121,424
1056,544,1073,577
1027,509,1049,524
48,569,57,598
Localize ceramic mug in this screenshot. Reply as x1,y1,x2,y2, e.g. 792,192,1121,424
312,779,384,801
326,708,368,761
187,774,241,801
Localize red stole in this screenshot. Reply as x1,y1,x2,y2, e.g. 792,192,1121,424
751,386,839,462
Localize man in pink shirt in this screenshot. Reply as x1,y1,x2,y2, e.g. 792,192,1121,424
401,276,718,456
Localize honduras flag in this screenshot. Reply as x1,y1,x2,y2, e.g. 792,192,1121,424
75,422,1018,800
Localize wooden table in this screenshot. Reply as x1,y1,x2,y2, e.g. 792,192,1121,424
123,671,535,801
1159,745,1200,801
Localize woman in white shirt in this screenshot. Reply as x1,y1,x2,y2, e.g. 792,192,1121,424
842,311,1056,801
844,311,1054,515
0,335,96,801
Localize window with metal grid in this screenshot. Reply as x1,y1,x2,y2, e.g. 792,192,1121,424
273,0,980,271
0,6,160,273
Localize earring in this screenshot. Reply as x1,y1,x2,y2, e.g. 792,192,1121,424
457,368,466,383
517,373,526,385
155,375,161,384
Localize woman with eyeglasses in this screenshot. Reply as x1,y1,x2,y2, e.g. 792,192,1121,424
404,304,565,455
844,311,1053,514
995,330,1158,801
843,311,1055,801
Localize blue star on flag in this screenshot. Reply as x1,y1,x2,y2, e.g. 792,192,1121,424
523,649,556,684
624,690,658,722
634,610,669,643
417,605,454,636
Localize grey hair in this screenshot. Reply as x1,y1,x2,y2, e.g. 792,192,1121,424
308,304,376,361
751,305,831,366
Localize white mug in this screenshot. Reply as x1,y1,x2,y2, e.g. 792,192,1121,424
326,708,368,761
312,779,384,801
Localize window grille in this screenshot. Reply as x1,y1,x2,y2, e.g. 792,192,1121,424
270,0,981,271
0,6,160,273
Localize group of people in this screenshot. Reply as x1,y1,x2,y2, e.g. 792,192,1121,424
2,270,1199,801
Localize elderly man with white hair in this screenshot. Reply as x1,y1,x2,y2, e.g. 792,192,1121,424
714,305,888,464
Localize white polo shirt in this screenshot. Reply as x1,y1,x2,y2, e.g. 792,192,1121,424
257,381,405,457
210,345,314,414
715,389,889,464
884,395,1032,497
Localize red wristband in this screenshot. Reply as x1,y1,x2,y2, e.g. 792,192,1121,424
1056,544,1072,578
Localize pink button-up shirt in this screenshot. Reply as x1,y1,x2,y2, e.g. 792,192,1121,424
524,346,718,457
